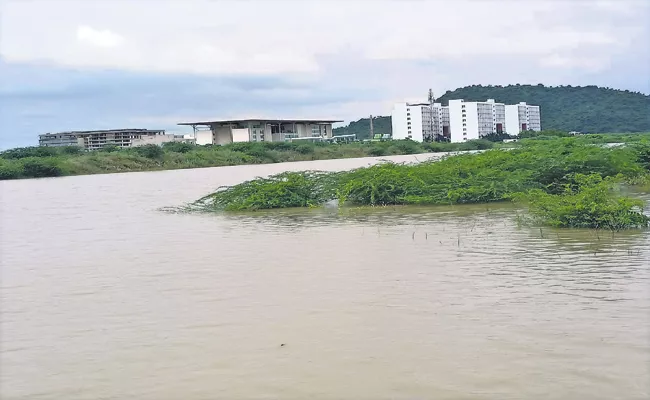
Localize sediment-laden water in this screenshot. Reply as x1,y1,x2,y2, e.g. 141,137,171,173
2,154,649,400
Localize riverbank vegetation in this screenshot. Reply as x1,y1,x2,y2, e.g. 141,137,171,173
0,138,497,180
193,137,650,230
3,132,650,181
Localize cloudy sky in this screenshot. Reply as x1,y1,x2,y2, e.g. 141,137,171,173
1,0,648,148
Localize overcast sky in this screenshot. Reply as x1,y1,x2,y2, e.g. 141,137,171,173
1,0,649,148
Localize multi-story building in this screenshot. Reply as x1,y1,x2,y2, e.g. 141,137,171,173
505,102,542,134
391,102,448,142
448,99,507,142
391,96,540,143
178,118,342,145
39,129,193,150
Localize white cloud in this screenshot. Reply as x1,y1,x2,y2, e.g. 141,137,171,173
1,0,647,77
539,54,609,72
76,25,123,48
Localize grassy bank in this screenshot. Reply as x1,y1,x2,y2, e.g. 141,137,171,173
193,137,650,230
2,132,649,181
0,139,500,180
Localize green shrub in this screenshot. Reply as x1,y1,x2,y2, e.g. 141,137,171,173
295,144,314,155
632,142,650,170
264,142,298,151
20,158,63,178
163,142,195,153
195,171,338,211
60,146,83,155
192,139,650,231
0,146,60,159
522,174,649,230
100,144,120,153
0,160,23,179
368,146,388,156
458,139,494,151
133,144,164,159
389,139,423,155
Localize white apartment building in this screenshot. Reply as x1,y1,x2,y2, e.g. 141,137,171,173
448,99,506,142
505,102,542,134
392,97,541,143
391,102,449,142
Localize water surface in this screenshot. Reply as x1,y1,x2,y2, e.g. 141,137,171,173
2,154,649,399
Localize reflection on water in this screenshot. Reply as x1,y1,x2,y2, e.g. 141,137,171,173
1,157,649,400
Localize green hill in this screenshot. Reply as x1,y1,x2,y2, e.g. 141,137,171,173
333,116,391,139
334,85,650,139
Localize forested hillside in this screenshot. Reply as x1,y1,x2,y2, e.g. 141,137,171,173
334,85,650,139
333,116,391,139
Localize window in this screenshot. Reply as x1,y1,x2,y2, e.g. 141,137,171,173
462,119,466,122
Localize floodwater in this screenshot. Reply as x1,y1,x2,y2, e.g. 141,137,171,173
2,153,649,400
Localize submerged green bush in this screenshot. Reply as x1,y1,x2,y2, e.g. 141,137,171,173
523,174,649,230
195,171,341,211
192,139,650,229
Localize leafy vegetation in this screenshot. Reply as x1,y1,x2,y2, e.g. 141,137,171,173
522,174,649,230
193,137,650,230
2,132,649,181
334,85,650,139
0,139,500,180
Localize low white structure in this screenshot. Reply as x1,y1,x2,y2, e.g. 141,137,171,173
505,102,542,135
178,118,342,145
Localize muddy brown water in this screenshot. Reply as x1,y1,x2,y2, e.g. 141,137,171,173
2,154,649,399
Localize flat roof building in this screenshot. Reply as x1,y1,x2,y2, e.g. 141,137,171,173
178,118,343,145
392,102,449,142
448,99,507,143
391,97,541,143
39,129,193,151
505,102,542,135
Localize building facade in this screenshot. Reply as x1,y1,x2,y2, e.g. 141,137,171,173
392,98,540,143
39,129,192,150
391,102,448,142
505,102,542,134
178,119,342,145
448,99,507,142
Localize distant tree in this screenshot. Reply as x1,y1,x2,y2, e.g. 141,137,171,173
482,132,514,142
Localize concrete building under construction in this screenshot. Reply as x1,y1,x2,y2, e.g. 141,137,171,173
178,118,342,145
38,129,193,150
